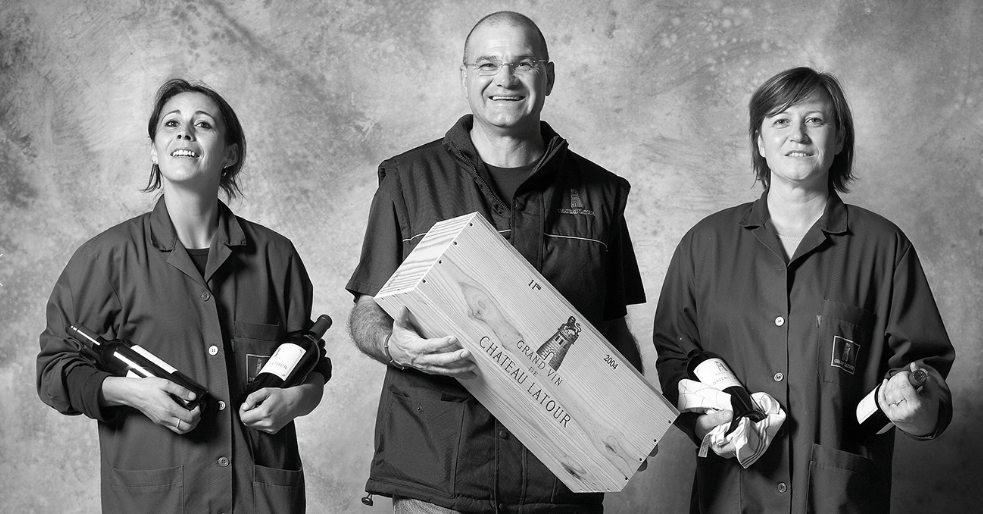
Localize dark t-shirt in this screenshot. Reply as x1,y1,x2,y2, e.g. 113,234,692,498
485,162,536,203
186,247,209,277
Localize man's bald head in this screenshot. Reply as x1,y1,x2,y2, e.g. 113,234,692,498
463,11,549,63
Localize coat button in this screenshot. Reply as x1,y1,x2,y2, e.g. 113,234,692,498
773,372,784,382
778,482,787,493
774,316,785,327
217,400,226,411
217,456,230,467
498,430,509,439
201,291,211,301
208,345,219,356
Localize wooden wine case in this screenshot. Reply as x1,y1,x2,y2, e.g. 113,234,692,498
374,213,678,492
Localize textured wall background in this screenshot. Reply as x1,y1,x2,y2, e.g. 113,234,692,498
2,0,981,512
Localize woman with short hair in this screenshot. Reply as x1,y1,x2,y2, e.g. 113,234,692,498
653,67,954,513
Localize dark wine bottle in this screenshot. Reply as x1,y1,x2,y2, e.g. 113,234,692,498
687,349,766,434
67,324,208,410
855,368,927,435
243,314,332,396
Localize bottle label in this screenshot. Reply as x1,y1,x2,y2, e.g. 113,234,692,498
856,384,893,434
693,358,743,390
856,385,880,422
259,343,306,381
131,345,178,374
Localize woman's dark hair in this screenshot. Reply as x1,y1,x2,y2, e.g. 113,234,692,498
144,78,246,199
749,67,855,193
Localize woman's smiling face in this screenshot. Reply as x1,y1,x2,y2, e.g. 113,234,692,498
756,90,844,191
151,92,237,193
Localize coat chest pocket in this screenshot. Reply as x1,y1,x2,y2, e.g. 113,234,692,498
233,321,284,388
817,299,873,384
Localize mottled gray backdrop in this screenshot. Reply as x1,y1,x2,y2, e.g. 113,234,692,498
1,0,980,512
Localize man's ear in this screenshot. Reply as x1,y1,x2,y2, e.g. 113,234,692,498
544,61,555,96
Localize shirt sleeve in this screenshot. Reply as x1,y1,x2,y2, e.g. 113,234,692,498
345,162,404,298
37,242,121,422
602,182,646,320
884,244,955,439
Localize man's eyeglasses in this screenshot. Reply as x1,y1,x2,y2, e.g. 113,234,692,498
464,58,548,76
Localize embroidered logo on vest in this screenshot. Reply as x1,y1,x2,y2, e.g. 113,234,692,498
558,189,595,216
536,316,581,371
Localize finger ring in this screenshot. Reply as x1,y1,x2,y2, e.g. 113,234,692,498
177,420,183,430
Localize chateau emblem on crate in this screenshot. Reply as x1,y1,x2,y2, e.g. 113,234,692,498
537,316,581,371
375,212,678,493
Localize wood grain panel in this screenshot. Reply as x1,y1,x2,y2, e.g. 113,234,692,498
376,212,678,492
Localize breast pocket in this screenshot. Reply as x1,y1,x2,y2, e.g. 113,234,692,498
233,321,284,392
817,299,873,384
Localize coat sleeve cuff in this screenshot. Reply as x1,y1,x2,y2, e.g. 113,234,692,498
675,411,703,446
313,356,332,383
65,365,119,422
902,397,952,441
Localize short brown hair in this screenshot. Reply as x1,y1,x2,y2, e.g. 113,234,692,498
749,67,855,193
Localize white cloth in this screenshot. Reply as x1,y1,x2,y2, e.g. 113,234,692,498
677,378,786,468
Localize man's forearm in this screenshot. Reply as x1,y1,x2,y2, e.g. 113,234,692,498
348,295,395,364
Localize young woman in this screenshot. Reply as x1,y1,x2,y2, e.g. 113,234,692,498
38,79,328,513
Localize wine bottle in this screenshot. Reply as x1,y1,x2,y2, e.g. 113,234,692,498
855,368,928,435
243,314,332,396
687,350,766,434
67,324,208,410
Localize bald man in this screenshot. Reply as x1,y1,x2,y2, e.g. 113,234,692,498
347,12,646,513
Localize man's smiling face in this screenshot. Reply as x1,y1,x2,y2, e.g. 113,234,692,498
460,21,554,136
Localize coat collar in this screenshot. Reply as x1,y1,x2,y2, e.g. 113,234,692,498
147,196,246,284
148,196,246,252
739,189,849,235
